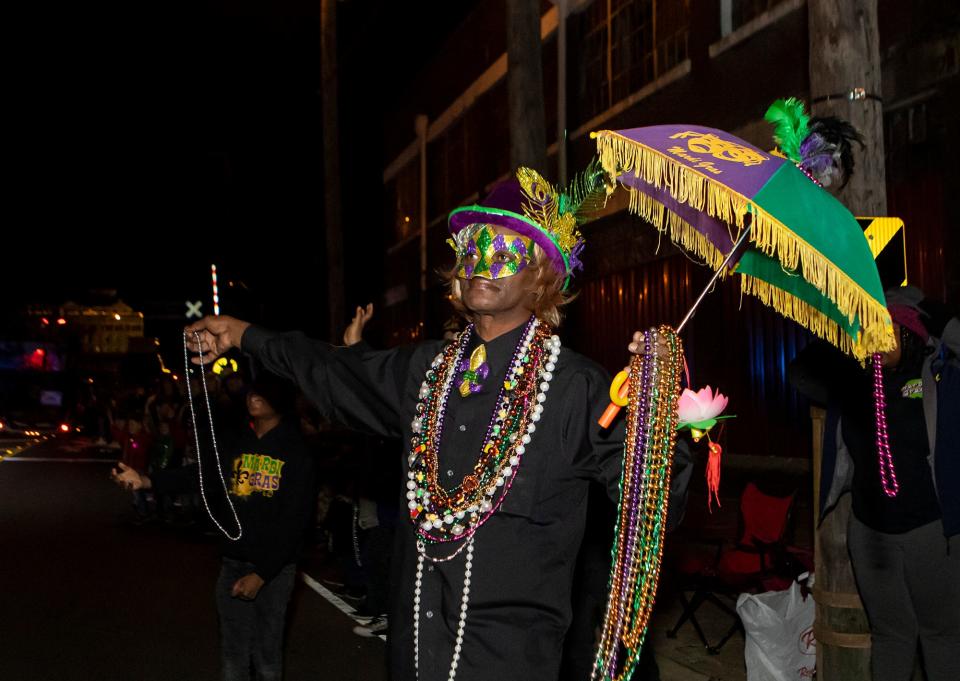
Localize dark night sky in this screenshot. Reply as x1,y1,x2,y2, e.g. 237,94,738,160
5,1,477,340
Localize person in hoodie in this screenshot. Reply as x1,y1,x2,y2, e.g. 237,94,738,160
790,285,959,681
112,372,316,681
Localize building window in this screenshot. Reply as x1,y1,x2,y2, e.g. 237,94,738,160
575,0,690,125
722,0,791,35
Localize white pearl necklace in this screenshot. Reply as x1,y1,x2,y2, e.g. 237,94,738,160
182,331,243,541
412,322,561,681
414,537,474,681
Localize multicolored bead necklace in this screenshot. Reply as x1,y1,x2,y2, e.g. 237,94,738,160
593,326,683,681
407,316,557,542
408,316,560,681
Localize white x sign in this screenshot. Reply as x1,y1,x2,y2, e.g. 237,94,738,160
185,300,203,319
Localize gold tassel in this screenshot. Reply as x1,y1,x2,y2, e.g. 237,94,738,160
594,131,896,356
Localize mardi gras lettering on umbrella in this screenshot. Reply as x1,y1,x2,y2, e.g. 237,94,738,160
668,131,769,169
665,145,724,175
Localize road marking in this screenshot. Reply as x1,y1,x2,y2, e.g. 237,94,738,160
300,572,387,642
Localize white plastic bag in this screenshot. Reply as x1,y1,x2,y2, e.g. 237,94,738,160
736,576,816,681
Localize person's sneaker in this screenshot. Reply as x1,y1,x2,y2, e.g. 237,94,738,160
338,591,365,608
353,615,388,638
351,599,381,620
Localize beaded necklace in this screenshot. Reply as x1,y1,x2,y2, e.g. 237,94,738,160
407,316,558,541
182,331,243,541
593,326,683,681
408,316,560,681
872,352,899,498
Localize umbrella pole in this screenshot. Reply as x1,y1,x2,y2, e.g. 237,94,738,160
597,224,755,429
675,223,753,334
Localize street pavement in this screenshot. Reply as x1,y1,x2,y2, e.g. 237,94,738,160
0,435,387,681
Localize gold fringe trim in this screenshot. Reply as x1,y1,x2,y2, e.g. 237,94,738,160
627,189,728,271
596,130,896,356
740,275,895,361
741,274,854,357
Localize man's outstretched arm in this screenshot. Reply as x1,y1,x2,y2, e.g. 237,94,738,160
185,315,422,439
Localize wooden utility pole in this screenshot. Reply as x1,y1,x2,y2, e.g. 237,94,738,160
809,0,887,215
321,0,345,341
808,2,886,679
416,114,429,335
506,0,548,172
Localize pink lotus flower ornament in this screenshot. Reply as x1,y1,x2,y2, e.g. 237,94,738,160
676,386,731,433
676,386,734,510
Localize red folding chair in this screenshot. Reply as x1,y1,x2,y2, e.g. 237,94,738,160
667,482,803,653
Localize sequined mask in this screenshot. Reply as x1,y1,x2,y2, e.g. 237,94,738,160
454,225,534,280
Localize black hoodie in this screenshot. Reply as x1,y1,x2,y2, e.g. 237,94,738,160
151,418,315,581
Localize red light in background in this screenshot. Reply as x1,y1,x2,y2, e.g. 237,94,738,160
59,424,70,433
41,318,50,325
26,347,47,370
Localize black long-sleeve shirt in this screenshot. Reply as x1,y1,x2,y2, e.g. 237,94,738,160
789,342,940,533
151,418,315,581
241,321,690,681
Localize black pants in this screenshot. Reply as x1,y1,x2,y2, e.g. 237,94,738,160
361,525,394,615
215,558,296,681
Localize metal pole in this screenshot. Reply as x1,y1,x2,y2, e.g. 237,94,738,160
675,223,752,334
600,223,753,429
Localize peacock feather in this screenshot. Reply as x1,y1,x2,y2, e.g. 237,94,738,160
515,160,613,271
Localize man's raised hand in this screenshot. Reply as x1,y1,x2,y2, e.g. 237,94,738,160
184,315,252,365
110,462,151,491
343,303,374,346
